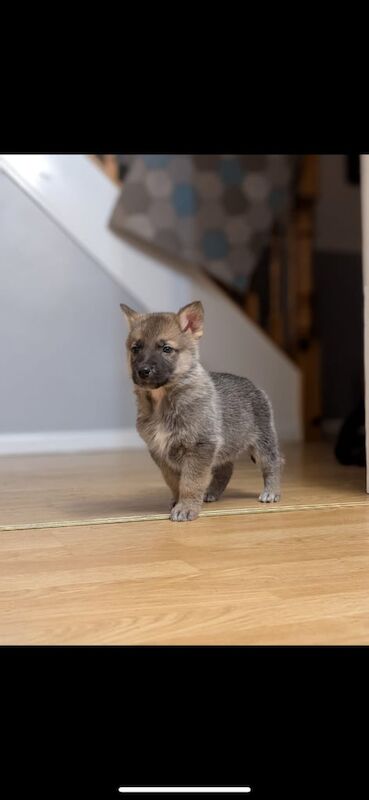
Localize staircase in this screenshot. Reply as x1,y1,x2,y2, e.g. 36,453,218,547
0,153,303,446
90,154,319,440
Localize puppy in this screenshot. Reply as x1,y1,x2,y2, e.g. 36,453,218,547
121,301,283,522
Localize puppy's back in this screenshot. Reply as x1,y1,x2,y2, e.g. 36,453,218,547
210,371,275,450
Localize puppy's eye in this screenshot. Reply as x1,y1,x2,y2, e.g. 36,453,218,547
162,345,173,353
131,345,140,354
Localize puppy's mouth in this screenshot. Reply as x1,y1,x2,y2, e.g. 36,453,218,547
132,374,169,389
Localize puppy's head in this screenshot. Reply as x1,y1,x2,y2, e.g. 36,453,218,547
120,301,204,389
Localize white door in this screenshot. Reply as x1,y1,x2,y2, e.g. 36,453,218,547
361,155,369,491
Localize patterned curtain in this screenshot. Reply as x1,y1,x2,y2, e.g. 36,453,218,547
109,155,299,295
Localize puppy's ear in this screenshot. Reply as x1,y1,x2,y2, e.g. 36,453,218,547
177,301,204,338
120,304,140,328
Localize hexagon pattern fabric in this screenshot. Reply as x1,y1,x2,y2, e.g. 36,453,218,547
109,155,297,294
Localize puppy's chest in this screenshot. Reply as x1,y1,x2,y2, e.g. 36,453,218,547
150,423,172,458
138,397,181,460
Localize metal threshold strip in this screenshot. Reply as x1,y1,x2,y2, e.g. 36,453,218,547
1,499,369,532
118,790,251,796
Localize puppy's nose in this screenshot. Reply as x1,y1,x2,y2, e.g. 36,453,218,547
138,366,152,379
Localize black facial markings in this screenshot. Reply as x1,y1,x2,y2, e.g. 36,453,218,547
131,339,143,354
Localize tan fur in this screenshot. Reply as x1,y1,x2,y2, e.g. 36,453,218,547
173,349,194,377
149,387,167,405
151,426,171,458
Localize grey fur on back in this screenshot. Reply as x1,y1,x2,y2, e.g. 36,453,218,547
209,371,281,466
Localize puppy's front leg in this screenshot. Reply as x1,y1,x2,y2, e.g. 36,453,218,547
170,442,215,522
149,451,180,508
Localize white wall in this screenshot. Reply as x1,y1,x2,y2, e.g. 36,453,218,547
0,154,302,452
0,172,145,452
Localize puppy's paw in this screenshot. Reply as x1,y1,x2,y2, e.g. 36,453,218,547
203,492,218,503
169,497,179,511
259,491,280,503
170,502,200,522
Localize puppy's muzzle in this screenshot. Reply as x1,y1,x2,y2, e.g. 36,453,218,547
138,366,154,380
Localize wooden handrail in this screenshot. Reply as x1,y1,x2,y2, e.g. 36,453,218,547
88,154,122,186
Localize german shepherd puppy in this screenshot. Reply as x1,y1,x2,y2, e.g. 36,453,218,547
121,301,283,522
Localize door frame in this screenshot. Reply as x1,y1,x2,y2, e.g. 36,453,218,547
360,155,369,491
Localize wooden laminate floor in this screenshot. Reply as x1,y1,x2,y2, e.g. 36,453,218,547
1,442,368,531
1,443,369,644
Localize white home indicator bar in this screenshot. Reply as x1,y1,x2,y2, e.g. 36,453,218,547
118,789,251,794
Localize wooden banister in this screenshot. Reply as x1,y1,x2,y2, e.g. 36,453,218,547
244,154,321,441
293,155,321,440
88,155,122,186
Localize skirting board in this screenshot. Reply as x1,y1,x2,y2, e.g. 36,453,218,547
0,428,145,456
0,422,301,456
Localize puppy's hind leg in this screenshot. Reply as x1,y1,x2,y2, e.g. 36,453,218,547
254,440,283,503
252,389,283,503
204,461,234,502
